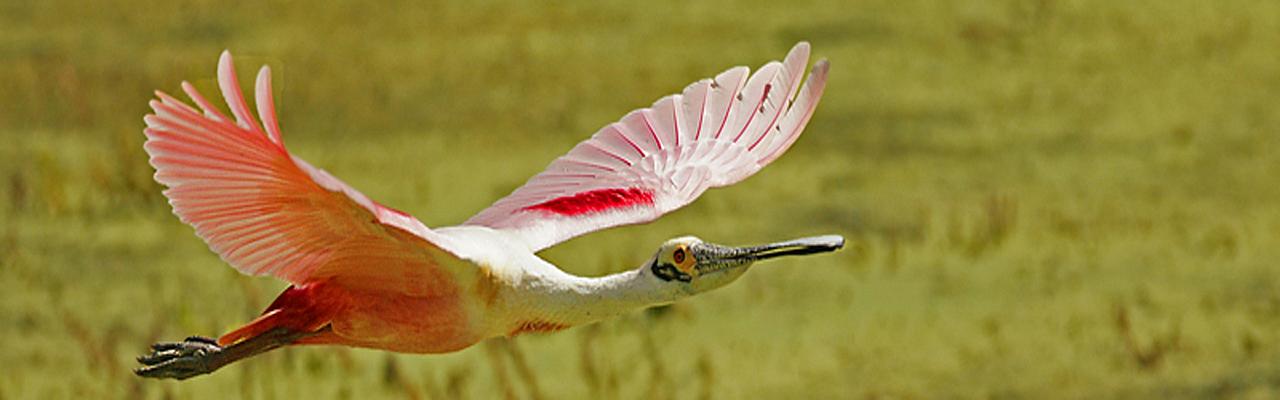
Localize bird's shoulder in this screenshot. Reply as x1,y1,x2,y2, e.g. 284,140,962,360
432,225,563,282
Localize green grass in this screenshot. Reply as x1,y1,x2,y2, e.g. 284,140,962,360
4,0,1280,398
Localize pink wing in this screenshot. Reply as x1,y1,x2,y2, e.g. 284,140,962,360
465,42,830,252
143,51,462,291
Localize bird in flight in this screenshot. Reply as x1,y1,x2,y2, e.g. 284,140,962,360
135,42,840,379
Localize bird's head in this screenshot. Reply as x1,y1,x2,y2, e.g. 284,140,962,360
644,235,845,296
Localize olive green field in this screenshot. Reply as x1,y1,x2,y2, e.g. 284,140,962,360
3,0,1280,398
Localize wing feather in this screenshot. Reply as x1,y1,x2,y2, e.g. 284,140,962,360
677,80,710,145
144,51,466,292
464,43,830,252
704,67,750,140
759,59,830,164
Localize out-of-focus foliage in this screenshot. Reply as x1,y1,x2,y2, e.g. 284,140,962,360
3,0,1280,398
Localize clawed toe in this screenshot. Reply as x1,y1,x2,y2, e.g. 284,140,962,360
185,336,219,345
137,349,180,365
134,336,224,380
149,341,184,352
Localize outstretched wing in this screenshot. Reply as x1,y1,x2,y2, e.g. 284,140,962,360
464,42,830,252
143,51,464,292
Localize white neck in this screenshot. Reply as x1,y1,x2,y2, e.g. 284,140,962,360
509,266,678,329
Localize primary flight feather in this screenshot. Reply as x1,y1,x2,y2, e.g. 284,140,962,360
135,42,840,380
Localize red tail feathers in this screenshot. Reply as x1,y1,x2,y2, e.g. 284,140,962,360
218,282,348,346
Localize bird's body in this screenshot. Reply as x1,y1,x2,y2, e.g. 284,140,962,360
135,42,840,379
238,225,671,354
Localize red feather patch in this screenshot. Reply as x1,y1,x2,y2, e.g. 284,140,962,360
218,282,348,346
522,187,654,216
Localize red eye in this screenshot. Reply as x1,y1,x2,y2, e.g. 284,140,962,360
673,248,686,263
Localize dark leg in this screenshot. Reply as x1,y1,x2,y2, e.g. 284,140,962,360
135,326,324,380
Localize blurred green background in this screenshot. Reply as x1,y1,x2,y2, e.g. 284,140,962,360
3,0,1280,398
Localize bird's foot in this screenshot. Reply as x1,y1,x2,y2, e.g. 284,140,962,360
134,336,224,380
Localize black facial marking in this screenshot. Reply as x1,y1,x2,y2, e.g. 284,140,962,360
651,261,692,283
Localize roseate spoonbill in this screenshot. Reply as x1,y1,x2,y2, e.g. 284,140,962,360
135,42,840,379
